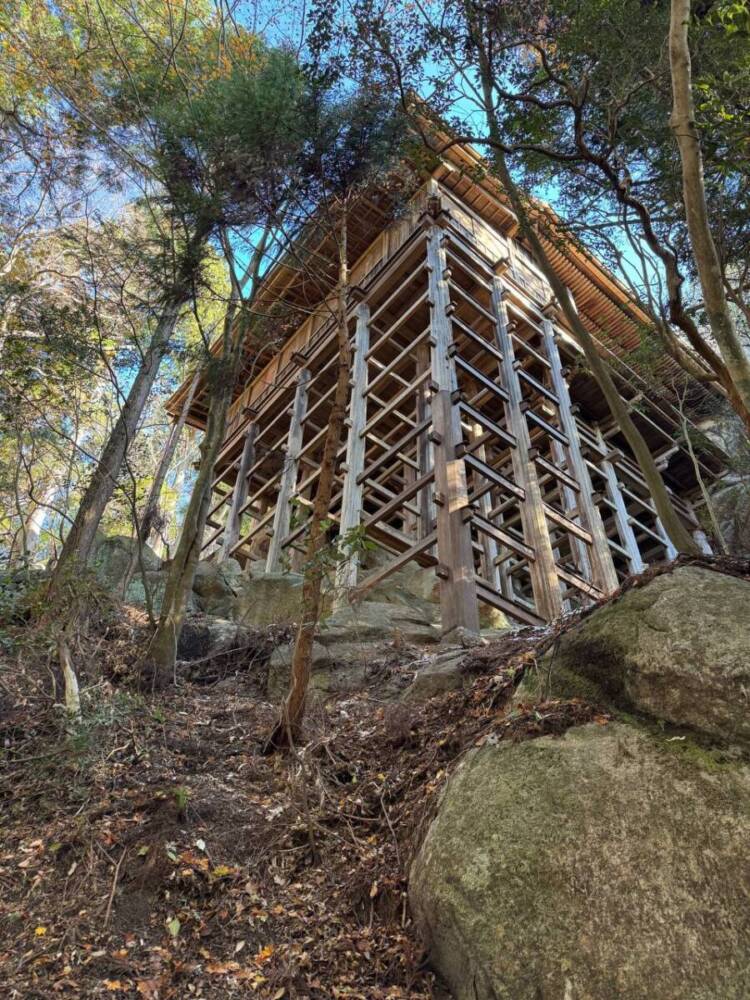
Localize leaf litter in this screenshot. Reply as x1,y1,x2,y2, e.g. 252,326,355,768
11,570,717,999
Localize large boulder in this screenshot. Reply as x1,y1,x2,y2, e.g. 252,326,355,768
318,599,440,646
711,482,750,555
400,649,466,701
410,722,750,1000
266,599,441,699
92,534,161,587
518,565,750,744
123,570,169,615
267,640,371,700
192,558,243,617
232,571,305,626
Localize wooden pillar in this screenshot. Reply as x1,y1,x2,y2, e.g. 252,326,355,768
265,369,310,573
222,419,257,560
693,527,713,555
427,225,480,635
491,274,563,621
471,422,501,591
335,304,370,597
550,436,592,583
595,428,646,575
541,306,619,595
416,339,435,539
655,516,679,560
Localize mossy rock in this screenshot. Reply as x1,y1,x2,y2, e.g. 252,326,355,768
232,571,305,626
409,721,750,1000
92,534,161,585
517,566,750,745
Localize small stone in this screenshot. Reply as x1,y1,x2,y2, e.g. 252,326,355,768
401,650,466,701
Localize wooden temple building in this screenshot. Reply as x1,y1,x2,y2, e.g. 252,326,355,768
168,142,721,633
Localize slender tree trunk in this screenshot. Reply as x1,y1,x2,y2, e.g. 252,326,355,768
120,371,200,597
146,227,272,686
45,222,210,606
269,210,352,750
46,299,182,604
668,0,750,426
11,482,58,565
475,56,698,554
57,630,81,726
147,293,241,685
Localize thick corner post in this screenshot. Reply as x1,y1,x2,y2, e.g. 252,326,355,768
427,224,480,635
265,369,310,573
335,303,370,598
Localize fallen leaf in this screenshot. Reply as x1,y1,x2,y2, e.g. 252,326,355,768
34,927,47,937
206,960,240,975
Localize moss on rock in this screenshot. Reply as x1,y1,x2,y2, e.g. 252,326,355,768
517,566,750,745
409,721,750,1000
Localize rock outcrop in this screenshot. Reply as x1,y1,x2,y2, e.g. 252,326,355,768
92,535,168,612
410,722,750,1000
267,599,441,699
712,481,750,555
518,564,750,744
410,566,750,1000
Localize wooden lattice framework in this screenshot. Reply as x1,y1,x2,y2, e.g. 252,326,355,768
171,170,719,632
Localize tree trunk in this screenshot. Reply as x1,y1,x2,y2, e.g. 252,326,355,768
146,227,271,687
57,631,81,726
22,485,57,561
268,210,352,750
475,57,698,554
45,221,210,607
120,371,200,597
668,0,750,427
147,294,241,686
46,299,182,604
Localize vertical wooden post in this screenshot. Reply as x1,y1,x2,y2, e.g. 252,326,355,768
471,421,501,591
222,420,257,560
550,436,592,583
541,307,619,595
335,303,370,597
265,369,310,573
692,527,713,555
427,225,480,635
415,339,435,539
491,274,563,621
655,516,679,560
595,428,646,575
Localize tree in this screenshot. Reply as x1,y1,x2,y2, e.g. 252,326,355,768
668,0,750,425
4,2,225,603
268,87,407,749
346,0,701,552
147,43,310,685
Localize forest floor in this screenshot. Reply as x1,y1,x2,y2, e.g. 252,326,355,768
4,553,738,999
0,612,604,1000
